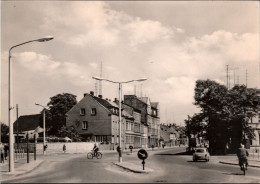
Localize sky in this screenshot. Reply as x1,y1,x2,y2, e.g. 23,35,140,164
1,1,259,126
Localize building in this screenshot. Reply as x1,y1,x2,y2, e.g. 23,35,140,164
119,102,148,148
160,124,188,147
13,114,42,142
124,95,160,147
66,91,148,149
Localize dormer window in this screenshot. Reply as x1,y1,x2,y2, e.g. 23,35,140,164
91,108,97,115
80,108,86,116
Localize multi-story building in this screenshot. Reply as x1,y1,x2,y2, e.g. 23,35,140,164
124,95,160,147
118,102,148,148
66,91,146,149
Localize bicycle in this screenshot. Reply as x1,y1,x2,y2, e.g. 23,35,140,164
87,150,102,159
240,157,248,175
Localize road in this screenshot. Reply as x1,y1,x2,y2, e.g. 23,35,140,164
3,147,260,183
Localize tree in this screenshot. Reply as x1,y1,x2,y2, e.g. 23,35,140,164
1,123,9,143
188,79,260,154
58,125,82,142
44,93,77,136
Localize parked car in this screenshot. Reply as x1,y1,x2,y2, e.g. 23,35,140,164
37,137,48,143
193,147,210,162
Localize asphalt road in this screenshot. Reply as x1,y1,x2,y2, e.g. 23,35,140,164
3,147,260,183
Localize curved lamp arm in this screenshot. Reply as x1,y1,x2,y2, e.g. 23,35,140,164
92,76,147,84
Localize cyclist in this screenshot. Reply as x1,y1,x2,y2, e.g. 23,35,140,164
93,143,99,157
236,143,249,170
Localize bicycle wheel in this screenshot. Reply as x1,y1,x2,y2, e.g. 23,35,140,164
243,163,246,175
96,152,102,159
87,152,93,159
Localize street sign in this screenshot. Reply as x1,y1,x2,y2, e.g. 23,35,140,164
137,149,148,170
137,149,148,160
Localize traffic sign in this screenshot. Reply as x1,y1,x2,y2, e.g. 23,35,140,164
137,149,148,160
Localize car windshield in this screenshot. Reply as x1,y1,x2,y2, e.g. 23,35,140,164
195,149,205,153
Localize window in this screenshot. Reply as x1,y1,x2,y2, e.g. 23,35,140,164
91,108,96,115
80,108,86,116
82,121,88,130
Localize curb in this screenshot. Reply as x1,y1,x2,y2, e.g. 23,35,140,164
219,161,260,168
1,160,44,182
113,162,154,173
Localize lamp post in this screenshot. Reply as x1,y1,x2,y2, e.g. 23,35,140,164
8,36,53,172
92,76,147,162
35,103,52,155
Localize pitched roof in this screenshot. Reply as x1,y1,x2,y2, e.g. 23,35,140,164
93,96,133,119
138,97,149,104
13,114,41,132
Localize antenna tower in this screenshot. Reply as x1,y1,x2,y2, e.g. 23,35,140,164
99,61,103,96
226,65,229,89
246,69,248,87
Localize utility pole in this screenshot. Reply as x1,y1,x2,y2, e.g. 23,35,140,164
140,84,143,97
226,65,229,89
246,69,248,87
228,70,231,89
16,104,19,149
99,61,103,96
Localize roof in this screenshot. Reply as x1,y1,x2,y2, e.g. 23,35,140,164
93,96,133,119
13,114,41,132
138,97,149,104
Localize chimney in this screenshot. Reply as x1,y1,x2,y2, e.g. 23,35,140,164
90,91,94,96
98,95,102,99
106,98,108,101
114,98,118,102
84,93,88,97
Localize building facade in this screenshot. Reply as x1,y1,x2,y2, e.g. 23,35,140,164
66,92,148,149
124,95,160,147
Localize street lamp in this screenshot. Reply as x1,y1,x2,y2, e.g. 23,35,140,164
92,76,147,162
35,103,52,155
8,36,54,172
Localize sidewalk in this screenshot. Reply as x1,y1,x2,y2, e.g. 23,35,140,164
216,155,260,168
1,158,44,182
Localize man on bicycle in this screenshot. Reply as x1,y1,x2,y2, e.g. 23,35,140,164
237,143,249,170
93,143,99,157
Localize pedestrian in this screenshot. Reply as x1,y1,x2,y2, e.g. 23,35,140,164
4,144,9,160
237,143,249,170
0,143,4,163
44,144,48,151
63,144,66,153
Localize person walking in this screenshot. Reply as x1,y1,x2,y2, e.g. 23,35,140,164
0,143,4,163
63,144,66,153
4,144,9,160
237,143,249,170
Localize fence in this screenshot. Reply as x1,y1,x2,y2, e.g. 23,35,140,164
1,148,26,164
250,148,260,160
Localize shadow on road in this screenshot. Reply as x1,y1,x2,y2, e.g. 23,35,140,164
186,160,207,163
155,151,192,156
223,172,245,176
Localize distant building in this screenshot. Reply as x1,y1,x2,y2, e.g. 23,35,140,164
160,124,188,147
13,114,42,141
124,95,160,147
